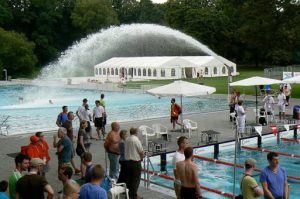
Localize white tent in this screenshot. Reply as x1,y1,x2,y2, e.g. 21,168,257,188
283,75,300,84
94,56,237,82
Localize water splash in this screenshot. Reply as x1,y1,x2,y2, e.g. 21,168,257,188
40,24,218,78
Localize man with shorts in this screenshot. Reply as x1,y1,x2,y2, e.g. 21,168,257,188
170,98,182,131
277,89,286,120
260,152,288,199
93,100,105,140
77,98,94,139
176,147,202,199
172,136,189,199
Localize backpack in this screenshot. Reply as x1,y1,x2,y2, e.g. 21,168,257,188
21,145,29,155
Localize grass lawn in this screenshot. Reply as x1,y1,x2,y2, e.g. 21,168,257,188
126,67,300,98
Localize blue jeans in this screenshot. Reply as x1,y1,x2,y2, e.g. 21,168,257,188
107,152,120,180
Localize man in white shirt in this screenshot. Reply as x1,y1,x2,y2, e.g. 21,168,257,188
76,98,93,138
236,100,246,134
172,136,189,199
277,89,286,120
93,100,105,140
125,128,144,199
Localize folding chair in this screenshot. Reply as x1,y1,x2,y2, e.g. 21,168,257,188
108,179,129,199
152,123,169,141
183,119,198,138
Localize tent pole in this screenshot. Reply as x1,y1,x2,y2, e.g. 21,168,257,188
256,86,258,124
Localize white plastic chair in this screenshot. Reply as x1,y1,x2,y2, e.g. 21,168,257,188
183,119,198,138
108,179,129,199
152,123,169,140
138,125,156,148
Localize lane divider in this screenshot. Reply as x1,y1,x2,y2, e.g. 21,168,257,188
281,137,299,143
193,154,300,181
142,168,235,198
242,145,300,158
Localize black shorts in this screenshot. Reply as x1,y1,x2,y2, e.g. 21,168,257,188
94,117,103,128
171,116,178,123
180,186,197,199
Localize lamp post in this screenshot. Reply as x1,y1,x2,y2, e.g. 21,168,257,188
3,69,7,81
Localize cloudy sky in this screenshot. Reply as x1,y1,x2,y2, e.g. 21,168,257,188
152,0,167,3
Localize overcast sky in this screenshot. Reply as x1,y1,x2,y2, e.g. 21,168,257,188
152,0,167,3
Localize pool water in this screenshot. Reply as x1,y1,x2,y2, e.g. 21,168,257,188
149,141,300,199
0,84,241,135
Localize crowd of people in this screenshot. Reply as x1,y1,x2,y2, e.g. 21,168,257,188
0,90,292,199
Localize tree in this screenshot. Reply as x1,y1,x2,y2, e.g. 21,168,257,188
0,0,12,27
0,28,37,77
71,0,119,34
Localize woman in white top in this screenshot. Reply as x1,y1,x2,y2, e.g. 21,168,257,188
277,89,286,120
236,100,246,134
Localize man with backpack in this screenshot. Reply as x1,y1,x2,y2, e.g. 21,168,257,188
170,98,182,131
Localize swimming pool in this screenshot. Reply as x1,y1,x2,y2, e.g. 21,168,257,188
147,130,300,199
0,84,245,135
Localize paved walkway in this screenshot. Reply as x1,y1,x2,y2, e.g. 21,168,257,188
0,96,299,199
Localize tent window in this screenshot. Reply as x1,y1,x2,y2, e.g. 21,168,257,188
143,69,146,76
119,68,122,75
213,67,217,74
103,68,106,75
222,66,226,74
107,68,110,75
171,69,176,76
161,69,165,77
134,68,136,76
115,68,118,75
205,67,208,75
111,68,114,75
153,69,157,77
148,69,151,77
138,69,141,76
231,67,234,73
99,68,102,75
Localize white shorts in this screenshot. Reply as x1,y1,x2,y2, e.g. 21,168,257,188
278,104,285,112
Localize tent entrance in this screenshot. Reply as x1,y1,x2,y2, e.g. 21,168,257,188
185,68,193,78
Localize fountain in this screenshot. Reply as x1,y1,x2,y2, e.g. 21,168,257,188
40,24,219,79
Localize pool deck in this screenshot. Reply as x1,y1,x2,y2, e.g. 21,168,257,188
0,95,299,199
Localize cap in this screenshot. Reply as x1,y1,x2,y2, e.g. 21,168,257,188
30,158,45,167
245,158,256,167
30,135,40,143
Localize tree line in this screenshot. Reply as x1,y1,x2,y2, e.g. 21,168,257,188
0,0,299,78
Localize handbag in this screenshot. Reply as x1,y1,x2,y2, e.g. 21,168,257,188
76,146,84,156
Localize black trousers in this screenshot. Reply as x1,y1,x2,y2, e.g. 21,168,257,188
117,160,127,183
126,160,141,199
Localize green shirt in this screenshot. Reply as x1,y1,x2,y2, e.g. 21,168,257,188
8,170,22,199
100,99,106,108
241,175,259,199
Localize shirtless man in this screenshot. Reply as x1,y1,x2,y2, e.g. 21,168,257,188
104,122,121,180
176,147,202,199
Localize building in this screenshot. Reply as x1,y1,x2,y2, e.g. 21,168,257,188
94,56,238,82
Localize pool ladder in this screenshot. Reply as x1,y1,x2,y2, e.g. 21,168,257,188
0,115,10,135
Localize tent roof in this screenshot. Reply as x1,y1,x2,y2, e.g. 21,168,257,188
94,56,235,69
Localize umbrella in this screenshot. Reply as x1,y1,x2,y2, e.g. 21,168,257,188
283,75,300,84
147,80,216,130
229,76,283,123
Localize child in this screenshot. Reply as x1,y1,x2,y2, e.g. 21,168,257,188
0,180,8,199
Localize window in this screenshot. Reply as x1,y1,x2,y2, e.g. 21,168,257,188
134,68,136,76
138,69,141,76
143,69,146,76
99,68,102,75
205,67,208,75
222,66,226,74
115,68,118,75
213,67,217,74
161,69,165,77
111,68,114,75
103,68,106,75
231,67,234,73
148,69,151,76
153,69,157,77
107,68,110,75
171,69,176,76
